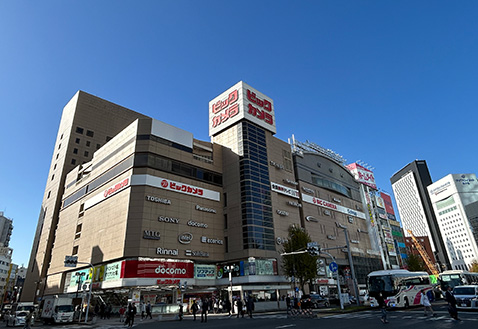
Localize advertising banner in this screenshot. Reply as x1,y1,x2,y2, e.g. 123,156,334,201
122,260,194,278
380,192,395,216
302,194,366,219
195,264,216,279
271,182,299,199
346,163,377,190
104,261,123,281
209,81,277,136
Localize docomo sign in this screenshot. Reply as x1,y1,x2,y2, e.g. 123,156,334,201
346,163,377,190
209,81,276,136
122,260,194,279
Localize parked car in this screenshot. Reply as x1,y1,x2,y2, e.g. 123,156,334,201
453,285,478,310
300,294,330,308
6,311,29,327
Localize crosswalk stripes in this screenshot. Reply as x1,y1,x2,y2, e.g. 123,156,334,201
321,311,476,322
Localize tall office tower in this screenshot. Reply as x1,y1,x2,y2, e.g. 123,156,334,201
0,212,13,247
23,91,149,301
390,160,451,270
428,174,478,271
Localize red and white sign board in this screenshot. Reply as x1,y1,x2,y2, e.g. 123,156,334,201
209,81,276,136
122,260,194,278
131,174,220,201
85,177,131,210
302,194,366,219
346,163,377,190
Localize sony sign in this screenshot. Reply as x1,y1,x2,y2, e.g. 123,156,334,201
209,81,277,136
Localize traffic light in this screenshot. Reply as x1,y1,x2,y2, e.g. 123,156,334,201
307,245,319,256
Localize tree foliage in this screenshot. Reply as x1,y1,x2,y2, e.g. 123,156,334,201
405,253,426,272
281,225,318,292
470,259,478,273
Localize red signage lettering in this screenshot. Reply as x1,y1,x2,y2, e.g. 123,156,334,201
103,178,129,198
211,104,239,128
247,90,271,111
212,90,238,114
248,104,273,125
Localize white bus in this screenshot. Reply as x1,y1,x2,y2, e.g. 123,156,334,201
439,270,478,291
367,269,433,308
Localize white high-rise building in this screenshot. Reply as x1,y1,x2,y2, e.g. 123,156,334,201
428,174,478,271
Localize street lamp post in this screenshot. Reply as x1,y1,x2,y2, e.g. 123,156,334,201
225,265,234,315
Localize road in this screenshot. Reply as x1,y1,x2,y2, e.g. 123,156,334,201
11,304,477,329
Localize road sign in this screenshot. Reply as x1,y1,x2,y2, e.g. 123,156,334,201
64,255,78,267
329,262,338,273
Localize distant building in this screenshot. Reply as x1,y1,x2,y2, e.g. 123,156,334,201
0,247,13,303
0,212,13,247
390,160,451,270
427,174,478,271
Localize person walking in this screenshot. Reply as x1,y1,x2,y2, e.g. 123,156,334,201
23,311,33,329
119,305,126,323
139,301,145,320
100,302,106,319
225,298,231,316
445,286,460,321
178,304,183,321
420,289,435,317
246,296,254,318
376,293,388,324
201,298,208,323
286,295,291,314
145,302,152,319
236,299,244,318
127,302,136,327
191,300,198,321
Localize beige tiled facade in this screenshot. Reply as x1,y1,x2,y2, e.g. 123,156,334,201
24,83,385,304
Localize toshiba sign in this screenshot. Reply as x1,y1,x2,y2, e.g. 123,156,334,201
209,81,276,136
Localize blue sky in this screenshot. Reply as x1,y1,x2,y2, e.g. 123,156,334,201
1,1,478,266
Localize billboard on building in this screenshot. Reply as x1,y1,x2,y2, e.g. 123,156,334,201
346,163,377,190
381,192,395,216
209,81,276,136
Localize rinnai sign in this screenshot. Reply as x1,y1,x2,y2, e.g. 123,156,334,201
85,177,131,210
209,81,277,136
131,175,220,201
302,194,367,219
346,163,377,190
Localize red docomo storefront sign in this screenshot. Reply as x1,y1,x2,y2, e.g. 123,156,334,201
122,260,194,279
104,178,129,198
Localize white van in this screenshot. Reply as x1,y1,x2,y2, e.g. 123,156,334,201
453,285,478,310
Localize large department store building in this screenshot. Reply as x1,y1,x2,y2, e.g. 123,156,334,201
23,82,384,306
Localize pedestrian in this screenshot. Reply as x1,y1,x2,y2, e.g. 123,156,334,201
445,286,460,321
178,304,183,321
139,301,145,320
225,298,231,316
94,303,100,317
100,302,106,319
191,300,198,321
201,298,208,323
286,295,291,314
420,289,435,317
107,303,112,319
246,296,254,318
376,293,388,324
146,302,152,319
23,311,32,329
127,302,136,327
236,298,244,318
119,305,126,322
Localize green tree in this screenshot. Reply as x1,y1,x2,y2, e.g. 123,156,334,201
406,253,426,271
281,225,318,293
470,259,478,272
